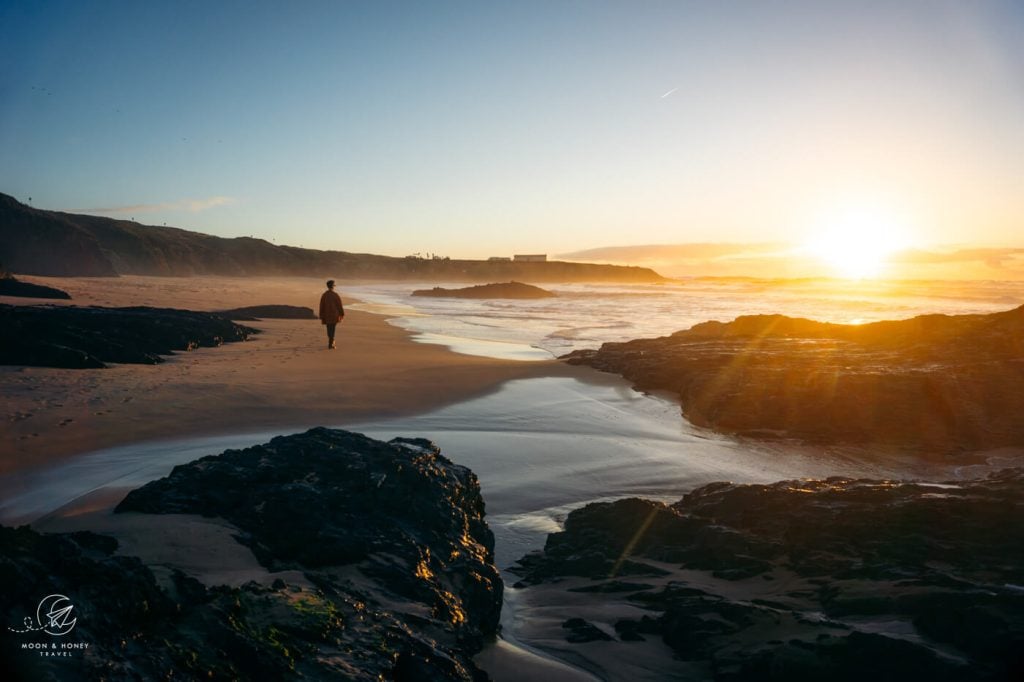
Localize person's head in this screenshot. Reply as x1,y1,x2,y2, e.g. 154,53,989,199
326,280,335,290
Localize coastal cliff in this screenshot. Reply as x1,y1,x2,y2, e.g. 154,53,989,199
512,470,1024,681
565,305,1024,453
0,193,663,283
1,428,502,680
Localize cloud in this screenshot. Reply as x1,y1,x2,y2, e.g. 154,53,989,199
69,196,236,215
892,247,1024,270
558,243,1024,280
558,243,790,263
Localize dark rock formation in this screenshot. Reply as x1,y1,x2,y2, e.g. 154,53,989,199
0,304,257,368
565,305,1024,453
412,281,555,299
116,428,501,675
562,617,613,643
0,527,184,680
2,428,501,680
0,274,71,299
0,193,664,282
512,470,1024,681
217,304,317,320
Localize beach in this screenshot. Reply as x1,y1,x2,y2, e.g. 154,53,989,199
2,275,612,678
0,275,579,474
7,3,1024,676
4,275,984,521
6,274,1017,680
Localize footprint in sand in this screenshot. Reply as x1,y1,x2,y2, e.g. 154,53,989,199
58,418,74,427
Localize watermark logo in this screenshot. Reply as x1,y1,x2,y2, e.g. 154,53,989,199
8,594,77,636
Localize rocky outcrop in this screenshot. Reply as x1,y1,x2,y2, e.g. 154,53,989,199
0,193,664,282
0,274,71,300
565,306,1024,453
2,428,502,680
512,470,1024,681
217,304,317,320
0,304,257,368
412,281,555,299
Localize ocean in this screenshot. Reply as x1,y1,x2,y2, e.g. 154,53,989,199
342,276,1024,676
345,277,1024,361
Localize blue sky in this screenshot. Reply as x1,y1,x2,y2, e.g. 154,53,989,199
2,1,1023,260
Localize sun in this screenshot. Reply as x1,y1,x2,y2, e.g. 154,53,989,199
804,205,912,279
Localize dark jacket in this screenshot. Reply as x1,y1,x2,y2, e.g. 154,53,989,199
319,290,345,324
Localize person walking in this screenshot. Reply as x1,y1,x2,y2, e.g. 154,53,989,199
319,279,345,349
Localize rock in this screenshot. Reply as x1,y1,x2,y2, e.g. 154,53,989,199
217,304,317,320
117,427,502,672
567,580,656,593
613,618,647,641
562,617,613,643
511,470,1024,680
412,281,555,299
0,304,258,368
714,632,970,682
0,274,71,299
0,527,182,680
3,428,502,680
565,306,1024,453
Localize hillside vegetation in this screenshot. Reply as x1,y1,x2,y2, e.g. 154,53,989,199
0,194,663,283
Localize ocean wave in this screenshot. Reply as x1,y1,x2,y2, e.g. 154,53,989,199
344,280,1024,361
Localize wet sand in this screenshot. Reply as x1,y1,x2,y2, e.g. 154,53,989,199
0,274,578,474
10,373,996,682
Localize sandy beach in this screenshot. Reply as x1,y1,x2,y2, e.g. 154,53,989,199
0,275,609,679
0,274,641,680
7,4,1023,677
0,274,581,474
5,274,1020,681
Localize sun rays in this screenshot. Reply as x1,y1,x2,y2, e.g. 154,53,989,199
802,203,915,279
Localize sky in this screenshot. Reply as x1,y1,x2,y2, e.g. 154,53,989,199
2,1,1023,274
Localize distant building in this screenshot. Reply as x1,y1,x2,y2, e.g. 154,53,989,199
513,254,547,262
488,256,512,262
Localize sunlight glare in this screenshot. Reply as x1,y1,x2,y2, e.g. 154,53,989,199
805,205,912,279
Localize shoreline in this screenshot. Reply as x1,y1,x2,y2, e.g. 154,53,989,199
12,371,1010,682
6,274,1023,681
0,275,609,679
0,274,584,475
